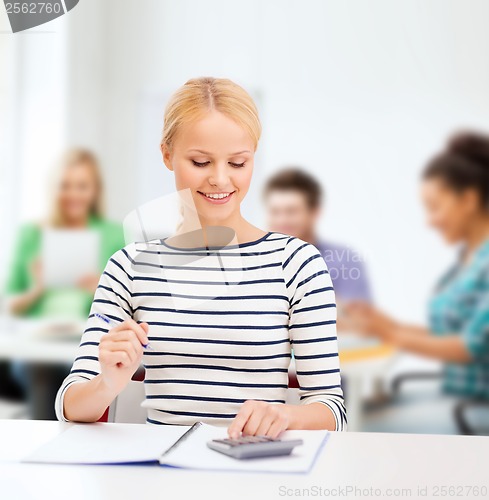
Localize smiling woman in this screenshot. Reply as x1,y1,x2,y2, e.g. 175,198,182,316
56,77,347,436
160,79,259,238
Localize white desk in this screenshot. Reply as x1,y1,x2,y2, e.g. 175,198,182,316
0,334,79,363
0,318,81,363
0,420,487,500
336,343,397,432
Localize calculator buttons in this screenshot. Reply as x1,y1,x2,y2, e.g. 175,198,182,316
212,436,277,446
207,436,304,459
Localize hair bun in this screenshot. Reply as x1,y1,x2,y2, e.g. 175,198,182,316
447,131,489,169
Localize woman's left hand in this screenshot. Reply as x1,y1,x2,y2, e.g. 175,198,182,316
228,400,290,439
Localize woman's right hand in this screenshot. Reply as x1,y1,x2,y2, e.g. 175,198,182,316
98,319,149,395
343,302,398,341
8,258,45,315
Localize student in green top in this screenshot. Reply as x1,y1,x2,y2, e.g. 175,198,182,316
5,148,125,318
2,148,125,417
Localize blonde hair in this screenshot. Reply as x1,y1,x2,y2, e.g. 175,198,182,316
47,148,105,227
161,77,262,152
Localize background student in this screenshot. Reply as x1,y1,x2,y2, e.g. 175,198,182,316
263,167,372,306
2,148,125,419
345,131,489,406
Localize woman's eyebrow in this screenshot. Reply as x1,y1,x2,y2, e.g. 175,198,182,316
187,149,251,155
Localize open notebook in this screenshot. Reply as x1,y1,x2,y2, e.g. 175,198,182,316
22,422,329,473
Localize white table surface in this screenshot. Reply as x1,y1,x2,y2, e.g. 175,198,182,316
0,420,487,500
0,318,82,363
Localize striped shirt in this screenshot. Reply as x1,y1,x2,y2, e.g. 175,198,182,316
55,231,347,430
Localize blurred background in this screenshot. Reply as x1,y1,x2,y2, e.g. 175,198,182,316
1,0,489,434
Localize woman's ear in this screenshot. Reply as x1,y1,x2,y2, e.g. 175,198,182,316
161,143,173,172
312,206,322,224
465,188,485,215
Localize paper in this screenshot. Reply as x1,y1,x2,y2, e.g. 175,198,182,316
42,228,100,288
162,423,329,473
22,422,191,464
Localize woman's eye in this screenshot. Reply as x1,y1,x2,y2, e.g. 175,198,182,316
191,160,245,168
192,160,210,167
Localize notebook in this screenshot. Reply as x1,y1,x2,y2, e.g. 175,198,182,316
22,422,329,473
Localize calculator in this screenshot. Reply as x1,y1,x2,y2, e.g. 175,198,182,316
207,435,304,459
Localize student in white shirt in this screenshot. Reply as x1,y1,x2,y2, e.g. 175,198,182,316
56,77,347,436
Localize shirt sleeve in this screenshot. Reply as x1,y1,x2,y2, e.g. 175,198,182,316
461,267,489,362
4,224,37,295
54,245,135,421
282,236,347,431
351,258,373,303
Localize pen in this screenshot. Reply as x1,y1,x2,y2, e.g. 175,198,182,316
159,421,202,458
94,312,153,350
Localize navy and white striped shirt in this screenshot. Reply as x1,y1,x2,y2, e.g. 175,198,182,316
55,231,347,430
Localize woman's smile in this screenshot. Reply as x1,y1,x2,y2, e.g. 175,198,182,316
197,190,236,204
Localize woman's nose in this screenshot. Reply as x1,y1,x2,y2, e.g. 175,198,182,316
208,163,231,187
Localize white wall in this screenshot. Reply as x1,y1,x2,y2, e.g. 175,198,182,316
6,0,489,323
0,17,16,289
0,13,67,287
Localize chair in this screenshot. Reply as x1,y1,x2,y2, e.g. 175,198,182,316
391,371,443,394
107,379,146,423
391,372,489,435
107,365,146,424
453,399,489,435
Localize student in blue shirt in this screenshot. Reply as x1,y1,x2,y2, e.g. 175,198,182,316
262,168,372,304
345,131,489,401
